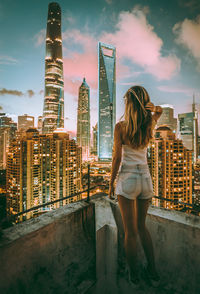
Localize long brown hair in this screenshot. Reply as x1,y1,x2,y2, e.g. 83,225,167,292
122,85,153,149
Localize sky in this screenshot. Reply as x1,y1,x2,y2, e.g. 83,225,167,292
0,0,200,134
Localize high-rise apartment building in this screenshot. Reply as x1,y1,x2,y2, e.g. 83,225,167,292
0,113,17,169
148,125,192,210
42,2,64,134
178,112,193,150
6,129,82,221
77,78,90,161
193,159,200,206
18,114,34,132
91,123,98,155
157,105,177,133
98,42,116,161
37,116,43,133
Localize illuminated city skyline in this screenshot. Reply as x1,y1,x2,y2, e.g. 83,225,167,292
0,0,200,134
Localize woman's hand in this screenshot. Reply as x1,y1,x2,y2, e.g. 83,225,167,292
108,183,115,200
145,102,156,112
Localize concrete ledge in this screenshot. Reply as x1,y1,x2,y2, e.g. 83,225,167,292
90,197,118,294
0,201,96,294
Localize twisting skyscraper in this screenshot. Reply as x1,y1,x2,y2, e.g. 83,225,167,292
77,78,90,161
42,2,64,134
98,42,116,161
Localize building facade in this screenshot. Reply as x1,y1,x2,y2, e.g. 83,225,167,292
148,125,192,210
157,105,177,133
178,112,193,150
6,129,82,221
0,113,17,169
18,114,34,132
98,42,116,161
91,123,98,156
42,2,64,134
77,78,90,161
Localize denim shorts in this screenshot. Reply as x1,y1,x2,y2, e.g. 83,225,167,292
115,163,154,200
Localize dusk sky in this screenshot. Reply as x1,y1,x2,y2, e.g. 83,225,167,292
0,0,200,134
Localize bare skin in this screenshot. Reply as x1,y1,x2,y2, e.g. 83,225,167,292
108,101,162,278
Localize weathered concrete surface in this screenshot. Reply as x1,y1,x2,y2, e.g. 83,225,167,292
0,201,96,294
88,197,118,294
110,200,200,294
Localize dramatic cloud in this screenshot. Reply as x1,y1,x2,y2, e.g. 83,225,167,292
157,85,198,96
105,0,112,4
0,55,18,65
0,88,23,96
0,88,35,97
27,90,35,98
101,9,180,80
63,30,98,95
173,15,200,70
62,7,180,97
33,29,45,47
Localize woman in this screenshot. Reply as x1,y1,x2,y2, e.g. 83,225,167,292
108,85,162,287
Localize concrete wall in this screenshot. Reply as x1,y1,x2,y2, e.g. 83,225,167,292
110,200,200,293
0,201,96,294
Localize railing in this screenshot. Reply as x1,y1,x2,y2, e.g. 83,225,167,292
2,163,200,226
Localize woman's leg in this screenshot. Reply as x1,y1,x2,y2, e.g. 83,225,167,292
137,198,157,275
117,195,138,275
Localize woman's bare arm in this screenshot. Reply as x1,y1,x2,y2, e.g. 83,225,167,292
110,122,122,186
152,105,163,122
145,102,163,122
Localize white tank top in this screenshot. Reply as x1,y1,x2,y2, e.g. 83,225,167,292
121,144,148,166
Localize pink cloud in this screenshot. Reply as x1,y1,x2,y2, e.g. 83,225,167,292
63,30,98,95
62,8,180,96
173,15,200,70
101,10,180,80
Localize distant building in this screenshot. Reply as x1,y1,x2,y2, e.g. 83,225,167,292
6,129,82,221
77,78,90,161
178,100,199,163
193,160,200,206
98,42,116,161
18,114,34,132
157,105,177,133
91,123,98,155
42,2,64,134
37,116,43,133
178,112,193,150
0,113,17,169
148,125,192,211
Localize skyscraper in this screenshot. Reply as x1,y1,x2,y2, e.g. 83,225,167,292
157,105,177,133
98,42,116,161
77,78,90,161
148,125,192,210
7,129,82,221
42,2,64,134
178,112,193,150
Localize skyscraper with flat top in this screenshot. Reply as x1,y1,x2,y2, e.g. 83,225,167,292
98,42,116,161
77,78,90,161
42,2,64,134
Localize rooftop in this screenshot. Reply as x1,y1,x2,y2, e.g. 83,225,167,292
0,195,200,294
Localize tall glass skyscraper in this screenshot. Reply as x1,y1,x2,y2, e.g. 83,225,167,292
77,78,90,161
98,42,116,161
42,2,64,134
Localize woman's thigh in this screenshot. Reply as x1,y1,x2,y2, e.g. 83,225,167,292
117,194,137,235
137,198,150,230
